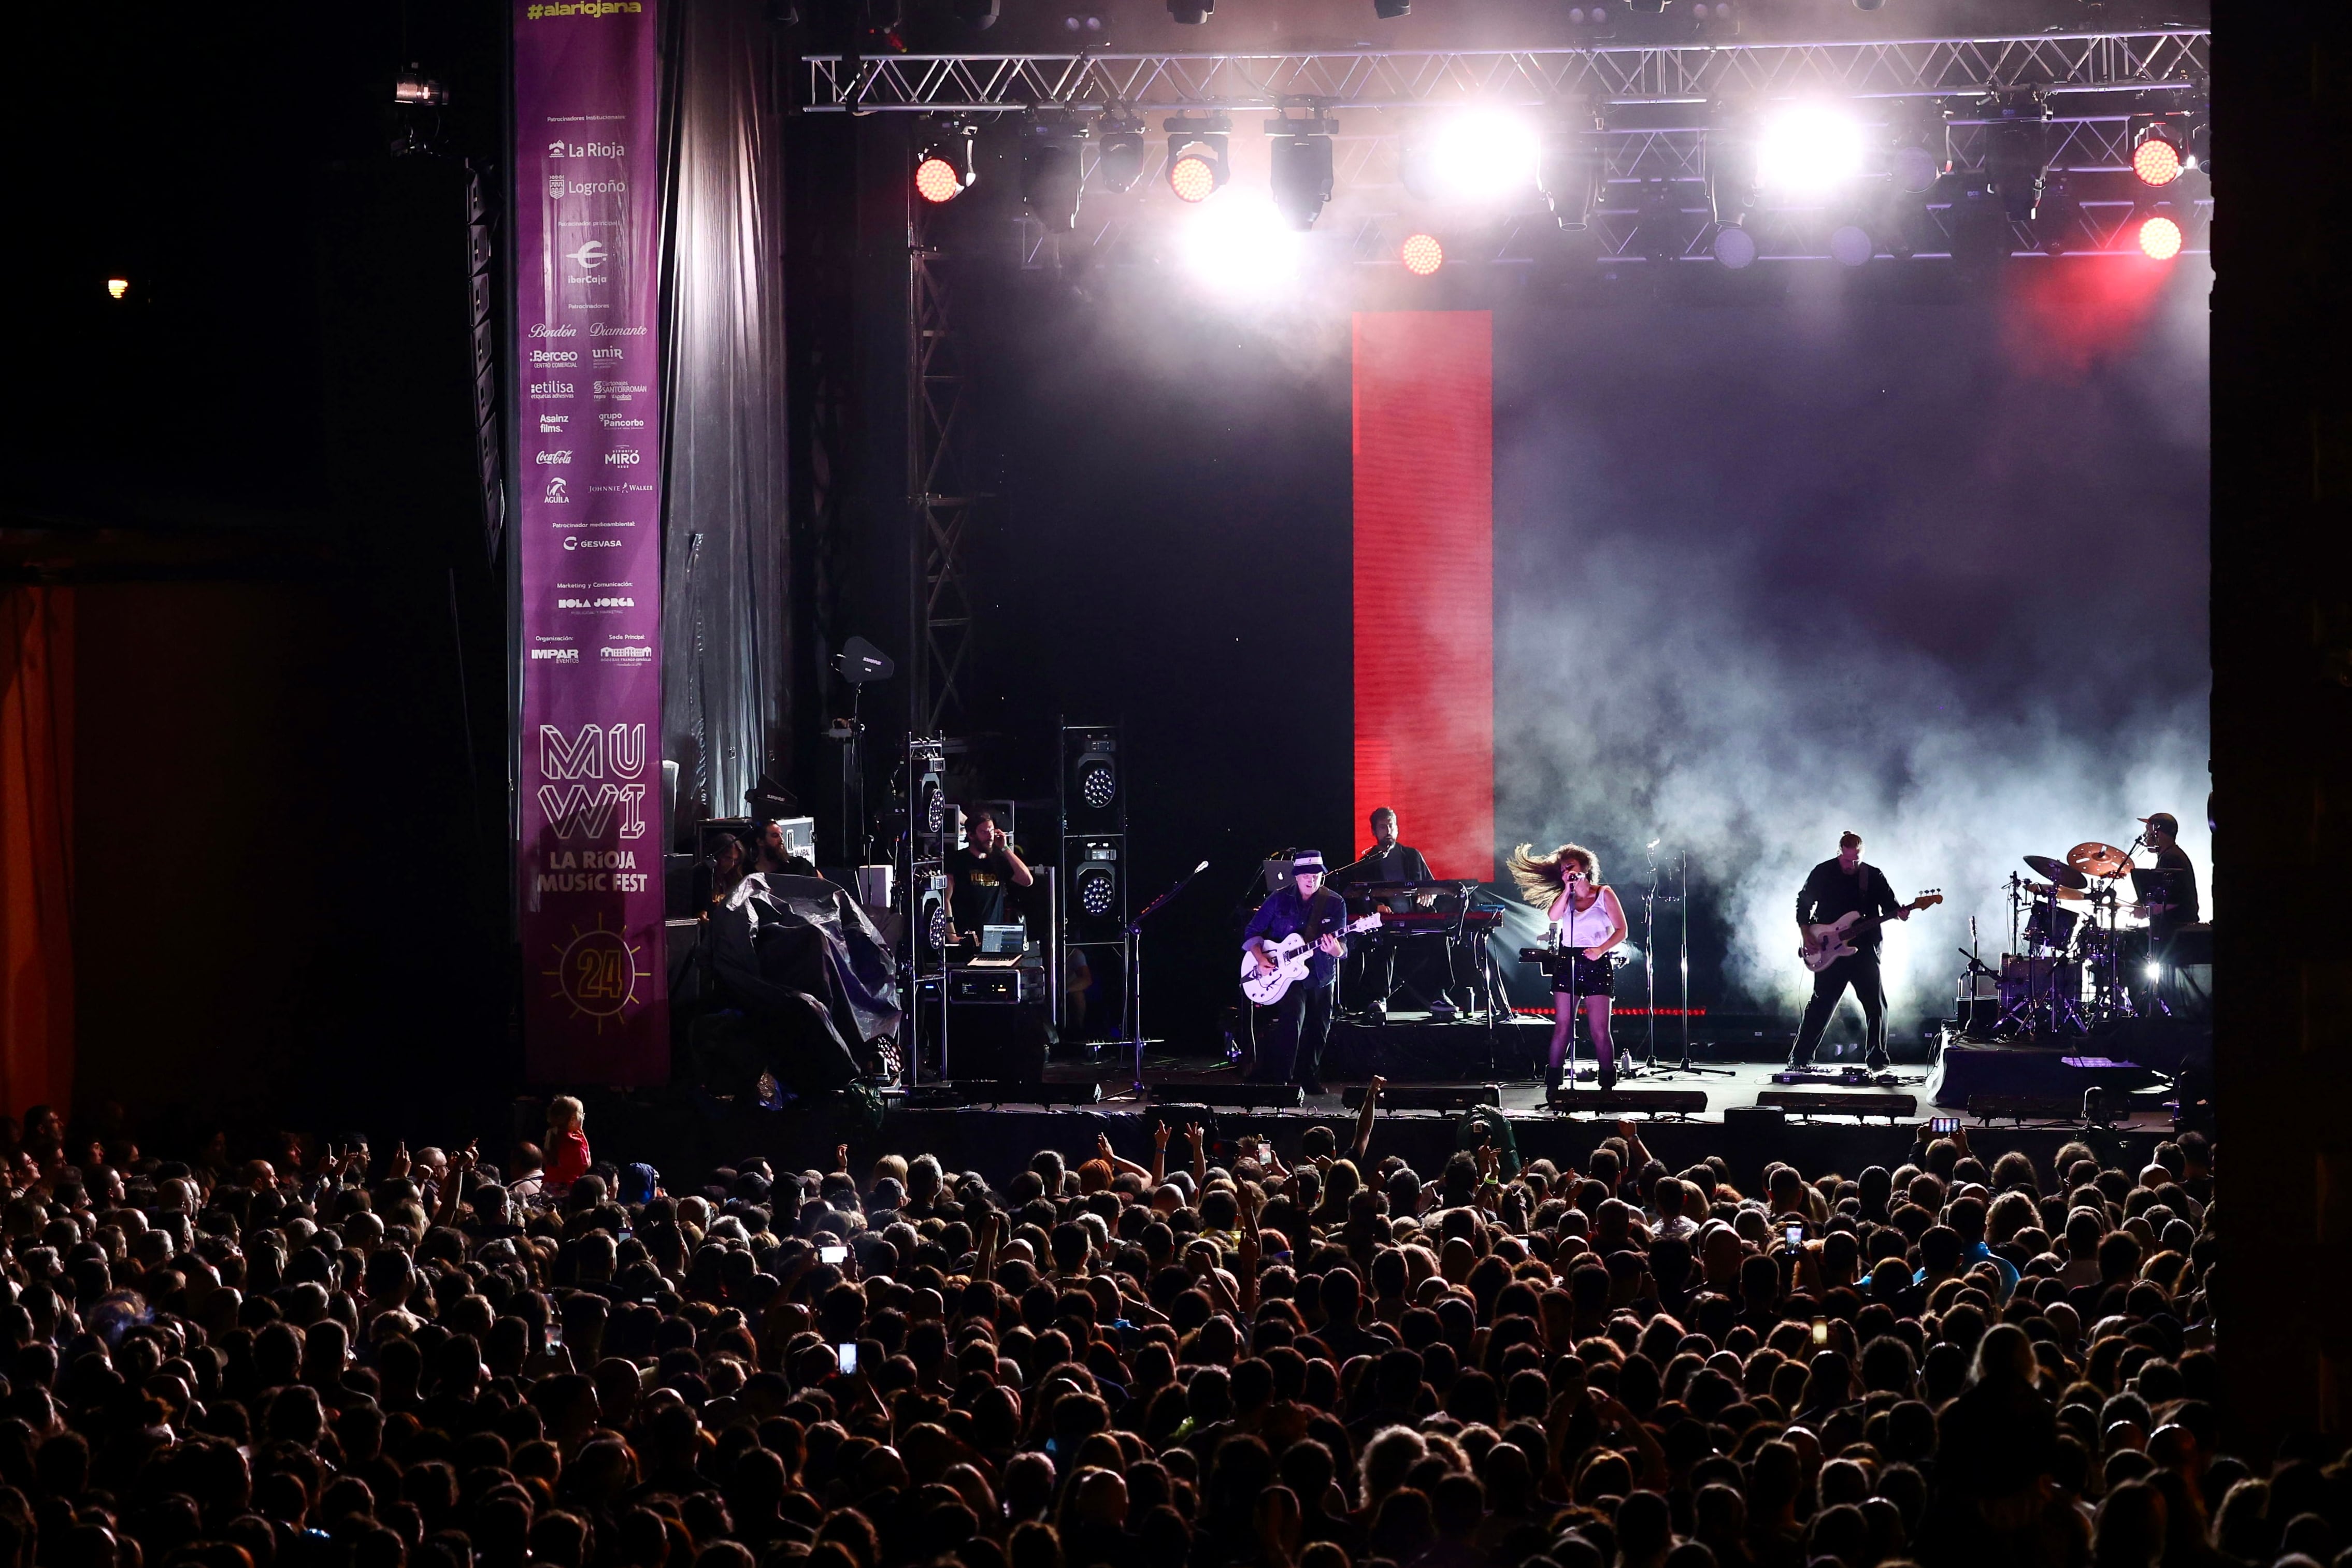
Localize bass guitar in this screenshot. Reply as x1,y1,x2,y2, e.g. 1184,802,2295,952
1241,914,1383,1005
1799,891,1942,972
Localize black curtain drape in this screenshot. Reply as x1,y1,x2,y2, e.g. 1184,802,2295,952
662,0,790,843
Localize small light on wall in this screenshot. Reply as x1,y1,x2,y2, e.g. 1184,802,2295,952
106,278,131,300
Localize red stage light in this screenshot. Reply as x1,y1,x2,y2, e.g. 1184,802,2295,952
1169,153,1217,203
1400,233,1444,276
914,156,966,204
2132,135,2182,187
2136,214,2183,261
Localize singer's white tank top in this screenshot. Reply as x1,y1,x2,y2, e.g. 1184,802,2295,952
1560,890,1614,947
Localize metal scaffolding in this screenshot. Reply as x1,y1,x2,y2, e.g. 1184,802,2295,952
907,195,974,740
808,31,2206,114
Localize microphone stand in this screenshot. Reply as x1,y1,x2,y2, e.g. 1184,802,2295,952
1652,845,1733,1076
1126,859,1209,1095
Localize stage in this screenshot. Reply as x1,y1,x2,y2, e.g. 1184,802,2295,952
584,1020,2188,1197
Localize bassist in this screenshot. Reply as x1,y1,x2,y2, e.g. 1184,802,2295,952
1790,830,1910,1073
1243,851,1347,1095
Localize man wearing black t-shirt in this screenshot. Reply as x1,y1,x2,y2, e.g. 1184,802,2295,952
1789,830,1910,1073
944,807,1033,944
2132,810,2201,943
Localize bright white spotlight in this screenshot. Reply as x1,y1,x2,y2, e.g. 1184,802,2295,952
2144,961,2163,981
1181,191,1305,293
1755,104,1866,196
1426,110,1540,202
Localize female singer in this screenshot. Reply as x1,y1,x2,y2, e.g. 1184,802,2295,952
1509,842,1628,1092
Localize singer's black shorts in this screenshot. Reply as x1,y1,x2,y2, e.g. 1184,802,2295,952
1552,952,1616,999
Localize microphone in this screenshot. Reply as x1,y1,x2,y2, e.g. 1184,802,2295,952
1193,860,1210,875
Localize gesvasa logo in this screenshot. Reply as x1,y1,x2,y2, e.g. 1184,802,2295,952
525,0,643,17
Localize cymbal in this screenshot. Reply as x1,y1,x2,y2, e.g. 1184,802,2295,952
2067,841,2133,879
2025,881,2089,903
2023,854,2088,890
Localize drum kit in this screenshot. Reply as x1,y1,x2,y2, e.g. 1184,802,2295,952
1986,840,2152,1036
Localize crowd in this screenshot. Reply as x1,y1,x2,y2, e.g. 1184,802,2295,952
0,1089,2283,1568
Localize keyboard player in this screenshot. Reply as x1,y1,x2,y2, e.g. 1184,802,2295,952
1336,807,1455,1013
1346,808,1434,908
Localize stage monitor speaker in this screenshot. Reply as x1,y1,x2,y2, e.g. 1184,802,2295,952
1349,1084,1500,1111
1755,1089,1918,1120
943,999,1049,1082
1546,1087,1709,1116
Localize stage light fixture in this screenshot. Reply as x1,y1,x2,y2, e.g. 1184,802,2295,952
2136,212,2183,261
1021,120,1084,230
1982,90,2053,221
1167,0,1210,25
1539,110,1607,229
1073,736,1118,811
1267,113,1338,230
1165,115,1231,202
1375,0,1409,17
2132,122,2184,186
1829,224,1873,266
2144,961,2164,981
1711,223,1756,269
105,277,130,300
1755,103,1865,196
1400,233,1444,275
394,65,449,107
1098,117,1149,193
1073,842,1120,919
1705,108,1759,225
1424,110,1540,202
915,124,977,204
919,873,951,956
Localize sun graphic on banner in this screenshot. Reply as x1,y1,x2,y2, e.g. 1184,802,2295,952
543,915,651,1032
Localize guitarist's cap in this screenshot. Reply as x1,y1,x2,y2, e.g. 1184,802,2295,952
1292,851,1326,874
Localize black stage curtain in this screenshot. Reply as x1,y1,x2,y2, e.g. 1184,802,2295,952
662,0,790,841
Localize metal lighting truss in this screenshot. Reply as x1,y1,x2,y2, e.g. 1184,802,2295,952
907,194,974,740
806,32,2206,114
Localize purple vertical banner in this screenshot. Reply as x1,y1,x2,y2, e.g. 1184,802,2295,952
513,0,668,1083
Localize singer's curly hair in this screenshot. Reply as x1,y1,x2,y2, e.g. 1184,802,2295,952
1507,843,1600,908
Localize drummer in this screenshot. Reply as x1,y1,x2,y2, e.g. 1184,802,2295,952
2131,811,2201,945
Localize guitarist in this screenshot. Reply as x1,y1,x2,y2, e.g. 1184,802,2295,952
1790,830,1909,1074
1243,851,1349,1095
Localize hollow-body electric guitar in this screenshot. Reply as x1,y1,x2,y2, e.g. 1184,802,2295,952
1241,914,1383,1005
